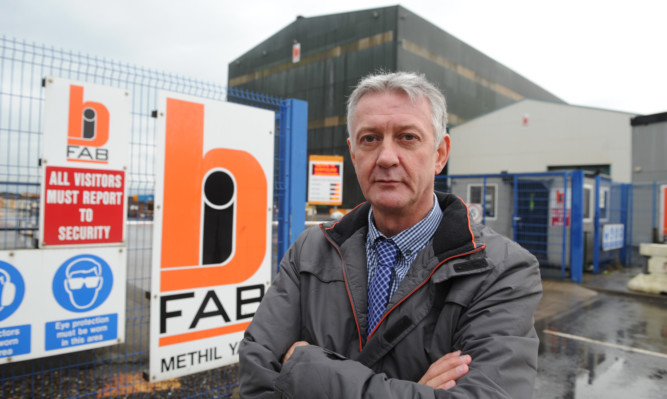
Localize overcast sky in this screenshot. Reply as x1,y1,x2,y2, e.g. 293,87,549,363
2,0,666,115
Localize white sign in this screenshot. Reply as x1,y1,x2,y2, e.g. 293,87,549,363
39,77,130,247
149,92,274,381
292,42,301,63
602,224,625,251
41,77,130,170
308,155,343,206
469,204,483,224
549,187,571,227
549,188,571,209
0,247,126,363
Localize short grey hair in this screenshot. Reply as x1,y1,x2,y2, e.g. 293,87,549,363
346,71,448,147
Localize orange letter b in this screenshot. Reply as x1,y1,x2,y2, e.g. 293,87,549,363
67,85,110,147
159,98,268,292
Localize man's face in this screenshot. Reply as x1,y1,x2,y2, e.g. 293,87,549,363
348,91,450,222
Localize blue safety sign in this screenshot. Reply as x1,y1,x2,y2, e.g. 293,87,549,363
0,260,25,322
0,325,31,358
602,224,624,251
45,314,117,350
0,260,30,359
1,248,126,364
52,254,113,312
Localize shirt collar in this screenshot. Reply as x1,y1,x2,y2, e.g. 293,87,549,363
367,193,443,258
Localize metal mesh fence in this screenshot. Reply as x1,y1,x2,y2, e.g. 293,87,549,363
0,36,284,398
435,172,654,280
439,172,665,278
627,181,667,268
437,172,572,278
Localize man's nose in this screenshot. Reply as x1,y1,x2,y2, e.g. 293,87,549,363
376,140,399,168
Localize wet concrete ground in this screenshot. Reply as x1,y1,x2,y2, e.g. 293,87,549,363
535,278,667,399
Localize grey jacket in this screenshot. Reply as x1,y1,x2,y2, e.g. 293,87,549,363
239,192,542,398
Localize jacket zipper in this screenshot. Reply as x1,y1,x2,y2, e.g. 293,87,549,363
320,224,366,352
366,244,486,340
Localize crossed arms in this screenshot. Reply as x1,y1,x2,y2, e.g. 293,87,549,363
239,227,542,398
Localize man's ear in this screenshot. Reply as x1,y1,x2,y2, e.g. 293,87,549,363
434,134,450,174
347,138,356,164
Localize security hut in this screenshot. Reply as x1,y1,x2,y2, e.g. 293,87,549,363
445,100,636,274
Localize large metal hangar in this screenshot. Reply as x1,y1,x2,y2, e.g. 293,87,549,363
228,5,564,208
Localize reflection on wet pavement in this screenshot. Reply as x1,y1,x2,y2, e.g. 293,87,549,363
534,294,666,398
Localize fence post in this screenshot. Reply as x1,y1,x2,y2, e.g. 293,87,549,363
570,170,585,283
620,183,629,265
277,99,308,270
593,175,601,273
560,172,568,278
652,181,658,242
512,176,519,242
628,184,635,265
482,176,487,224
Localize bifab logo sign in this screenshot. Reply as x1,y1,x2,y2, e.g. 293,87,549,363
150,92,274,381
42,77,130,170
67,85,110,163
158,98,271,291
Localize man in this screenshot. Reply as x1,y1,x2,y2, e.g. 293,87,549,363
239,72,542,398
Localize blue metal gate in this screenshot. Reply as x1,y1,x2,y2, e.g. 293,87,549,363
515,179,550,264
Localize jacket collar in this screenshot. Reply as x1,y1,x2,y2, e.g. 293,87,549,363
323,192,482,260
321,192,489,360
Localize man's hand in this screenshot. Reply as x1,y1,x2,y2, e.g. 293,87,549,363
418,351,472,390
283,341,310,364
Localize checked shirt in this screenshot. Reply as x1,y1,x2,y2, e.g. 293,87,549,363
365,193,443,336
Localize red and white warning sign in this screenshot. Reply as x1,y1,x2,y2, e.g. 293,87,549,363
41,166,125,246
39,77,130,247
468,203,483,224
308,155,343,206
292,42,301,63
549,188,571,227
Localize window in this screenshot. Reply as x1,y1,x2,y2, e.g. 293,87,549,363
599,187,610,222
468,184,497,220
583,185,592,222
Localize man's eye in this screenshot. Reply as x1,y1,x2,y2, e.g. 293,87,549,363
361,136,377,143
402,134,417,141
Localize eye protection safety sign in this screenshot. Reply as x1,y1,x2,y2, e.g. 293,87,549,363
0,248,126,363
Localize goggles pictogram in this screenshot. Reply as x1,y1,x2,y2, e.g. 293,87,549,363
67,276,101,289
